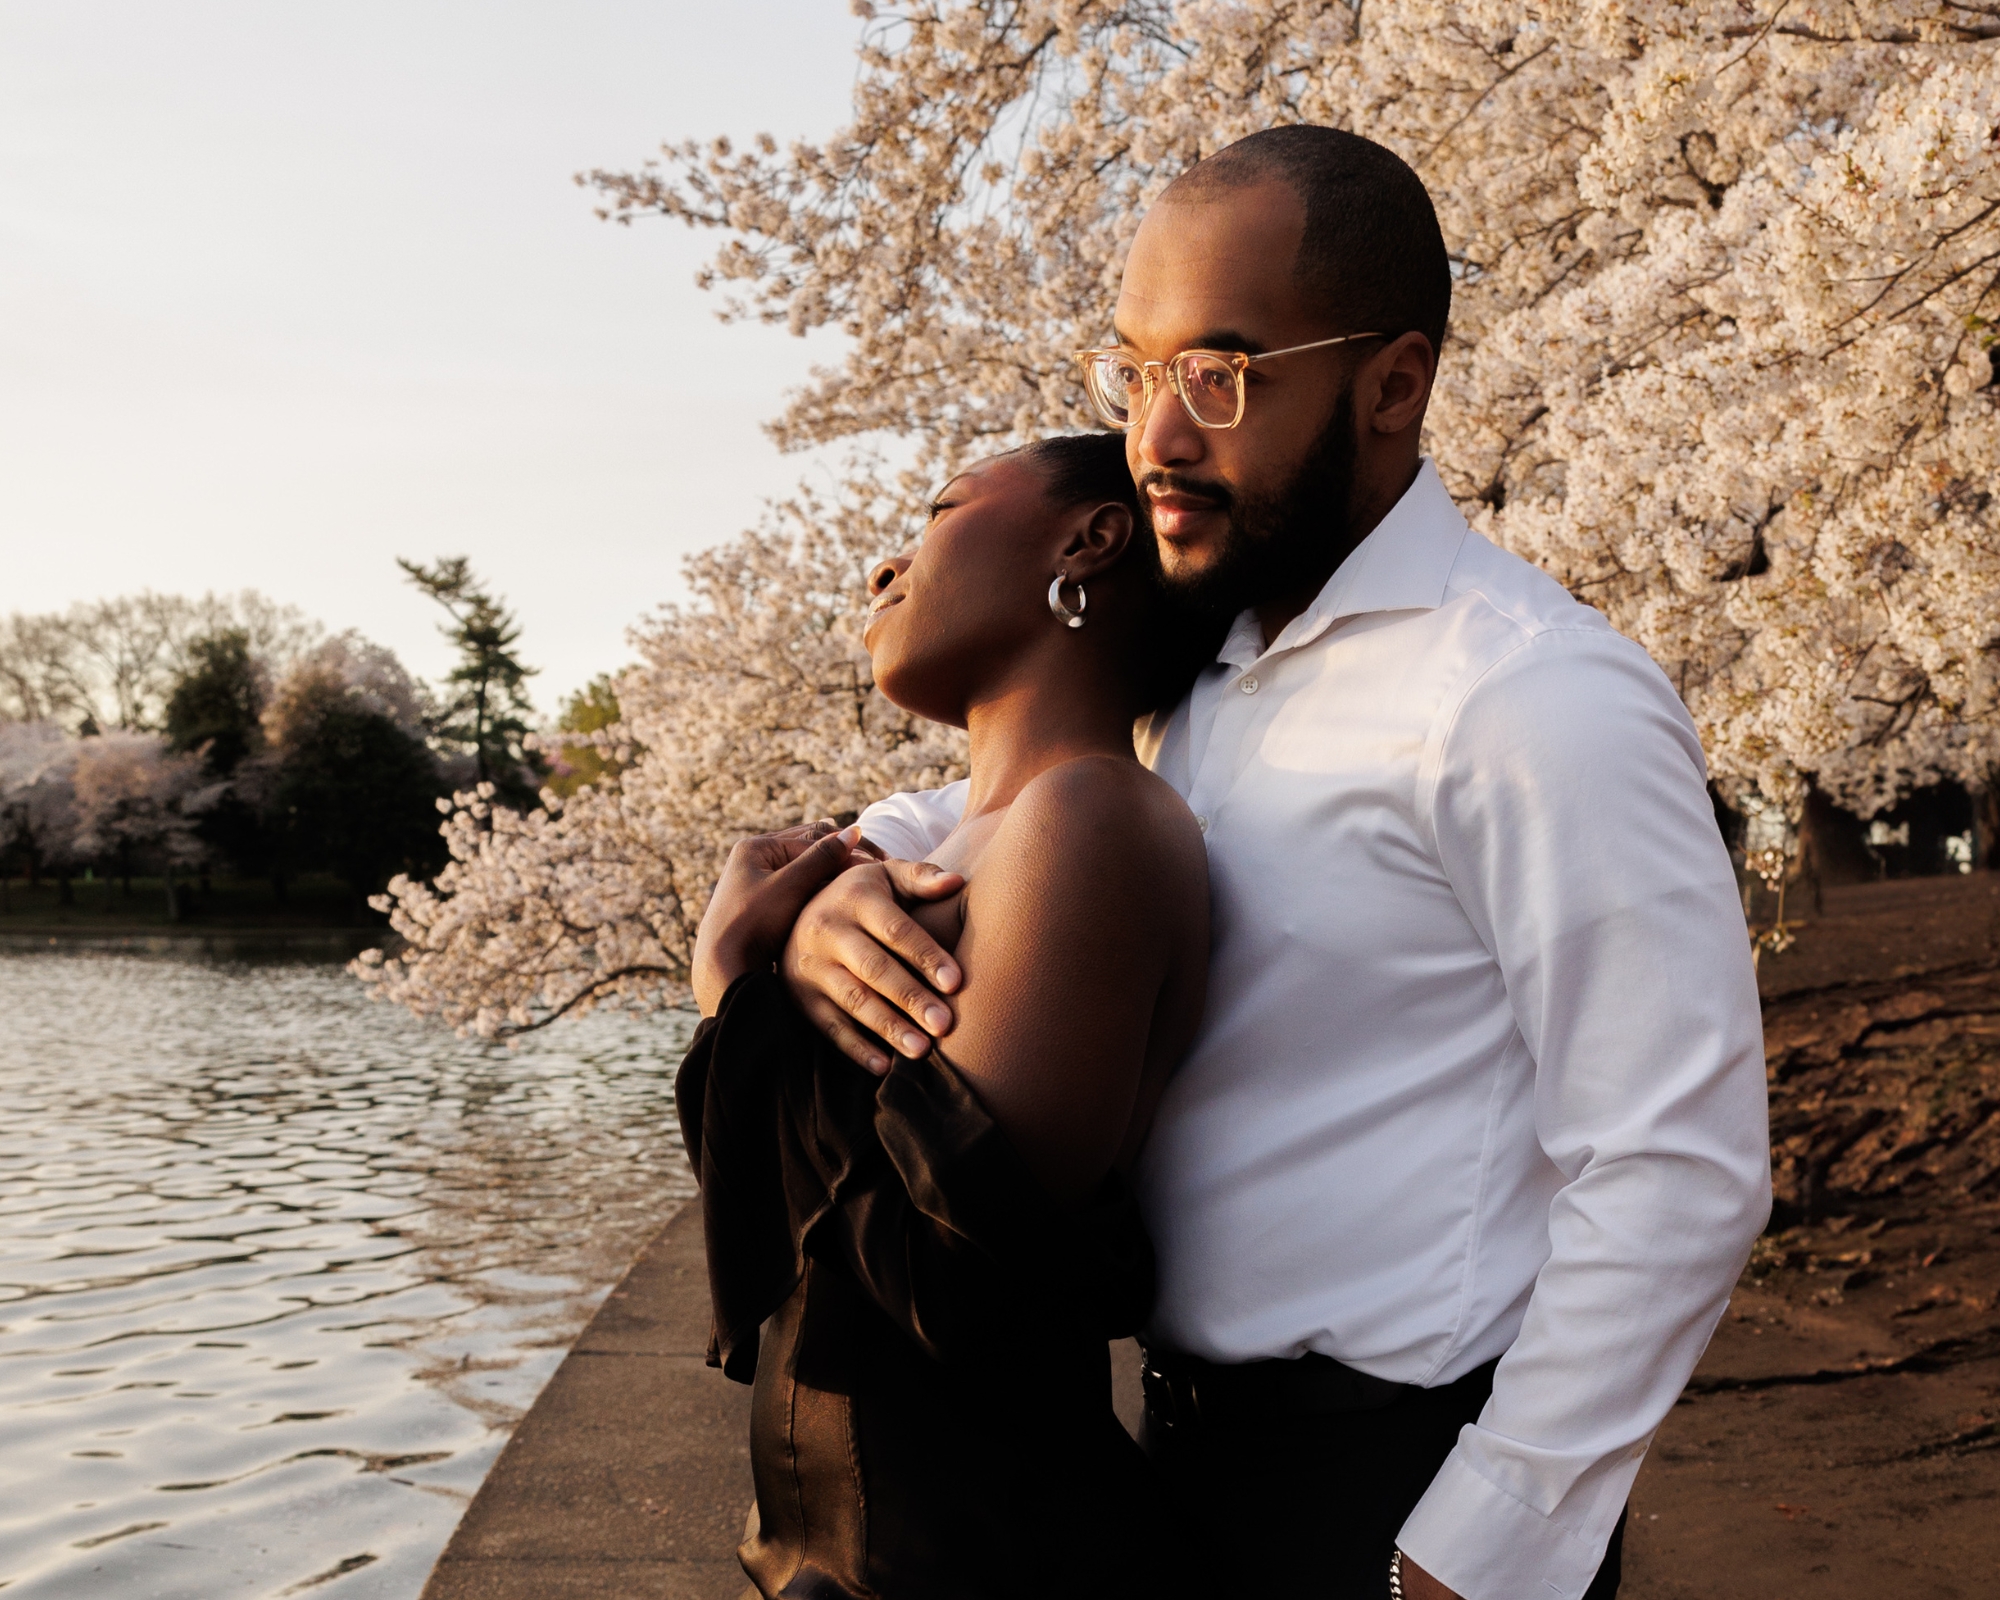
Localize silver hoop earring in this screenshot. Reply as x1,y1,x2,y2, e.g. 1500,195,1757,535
1047,572,1087,629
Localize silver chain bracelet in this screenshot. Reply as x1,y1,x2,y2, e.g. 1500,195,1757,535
1388,1548,1406,1600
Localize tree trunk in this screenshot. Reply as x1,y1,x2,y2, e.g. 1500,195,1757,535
164,865,181,924
1975,773,1999,872
271,868,288,907
57,868,74,907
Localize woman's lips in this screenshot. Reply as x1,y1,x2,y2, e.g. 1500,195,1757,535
863,593,902,635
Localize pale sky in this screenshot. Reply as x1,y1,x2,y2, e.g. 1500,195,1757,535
0,1,869,708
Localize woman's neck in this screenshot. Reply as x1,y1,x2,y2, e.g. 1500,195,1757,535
960,663,1136,820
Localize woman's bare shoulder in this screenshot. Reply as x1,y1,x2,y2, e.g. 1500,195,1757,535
996,754,1207,897
1015,753,1201,837
940,755,1206,1200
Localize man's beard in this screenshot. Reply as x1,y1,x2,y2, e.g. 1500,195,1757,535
1147,382,1359,623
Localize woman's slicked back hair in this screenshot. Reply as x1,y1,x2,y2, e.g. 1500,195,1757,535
1018,431,1141,520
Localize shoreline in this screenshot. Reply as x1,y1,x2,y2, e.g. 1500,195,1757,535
1,926,388,957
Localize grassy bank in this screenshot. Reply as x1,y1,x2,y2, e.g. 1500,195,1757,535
0,872,385,934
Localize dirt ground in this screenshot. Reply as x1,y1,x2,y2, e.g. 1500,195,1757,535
1622,874,2000,1597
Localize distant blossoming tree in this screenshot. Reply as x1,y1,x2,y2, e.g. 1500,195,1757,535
69,731,210,917
368,0,2000,1032
0,721,85,900
261,632,436,755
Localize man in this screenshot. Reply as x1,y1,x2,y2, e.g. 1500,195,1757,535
771,128,1770,1598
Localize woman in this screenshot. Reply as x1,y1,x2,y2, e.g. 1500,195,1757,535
678,432,1214,1599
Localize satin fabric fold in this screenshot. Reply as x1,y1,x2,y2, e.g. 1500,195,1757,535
676,972,1197,1600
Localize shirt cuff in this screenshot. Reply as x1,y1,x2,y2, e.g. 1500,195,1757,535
1396,1446,1616,1600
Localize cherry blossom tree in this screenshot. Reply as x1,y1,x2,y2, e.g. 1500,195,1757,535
369,0,2000,1031
0,721,84,901
69,731,210,918
260,632,435,756
584,0,1999,818
359,481,964,1035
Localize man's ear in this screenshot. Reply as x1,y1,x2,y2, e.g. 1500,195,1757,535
1363,331,1436,438
1056,501,1135,582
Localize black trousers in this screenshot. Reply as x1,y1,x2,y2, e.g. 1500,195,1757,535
1139,1353,1624,1599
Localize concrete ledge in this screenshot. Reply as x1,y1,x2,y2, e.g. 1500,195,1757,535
421,1204,753,1600
422,1202,1147,1600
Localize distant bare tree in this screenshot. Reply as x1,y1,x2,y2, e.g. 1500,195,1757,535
0,591,322,732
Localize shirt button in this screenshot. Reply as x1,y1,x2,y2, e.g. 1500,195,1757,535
1195,815,1209,833
1240,674,1259,694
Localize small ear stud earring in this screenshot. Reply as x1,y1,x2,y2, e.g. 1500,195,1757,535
1047,572,1087,628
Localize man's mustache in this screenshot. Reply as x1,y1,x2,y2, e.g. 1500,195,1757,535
1137,471,1234,511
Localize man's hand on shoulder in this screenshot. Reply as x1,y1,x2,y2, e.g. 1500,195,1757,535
780,855,964,1075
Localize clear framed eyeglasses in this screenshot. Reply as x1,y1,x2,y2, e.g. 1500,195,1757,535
1072,332,1384,431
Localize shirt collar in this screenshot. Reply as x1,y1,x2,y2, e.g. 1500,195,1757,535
1215,458,1469,669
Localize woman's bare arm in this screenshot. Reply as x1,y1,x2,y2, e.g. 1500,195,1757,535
939,755,1208,1205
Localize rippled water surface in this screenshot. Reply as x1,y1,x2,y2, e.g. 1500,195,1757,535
0,944,696,1598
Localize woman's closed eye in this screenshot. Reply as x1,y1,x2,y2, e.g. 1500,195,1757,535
918,499,959,541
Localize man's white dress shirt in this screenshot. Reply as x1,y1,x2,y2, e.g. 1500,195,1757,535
857,460,1771,1600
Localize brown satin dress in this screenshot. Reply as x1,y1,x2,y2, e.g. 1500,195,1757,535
675,972,1203,1600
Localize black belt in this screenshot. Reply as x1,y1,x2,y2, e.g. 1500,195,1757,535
1140,1344,1415,1431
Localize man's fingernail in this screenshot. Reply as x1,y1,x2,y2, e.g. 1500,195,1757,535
900,1032,927,1056
937,965,961,991
923,1006,951,1033
866,1054,889,1074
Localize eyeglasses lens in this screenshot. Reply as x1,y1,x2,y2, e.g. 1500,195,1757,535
1173,353,1242,427
1086,353,1145,428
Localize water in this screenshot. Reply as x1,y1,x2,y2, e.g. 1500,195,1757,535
0,944,697,1598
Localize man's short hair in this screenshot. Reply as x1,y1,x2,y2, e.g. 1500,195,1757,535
1168,126,1451,357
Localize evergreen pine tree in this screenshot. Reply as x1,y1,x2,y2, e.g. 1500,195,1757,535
398,557,542,806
